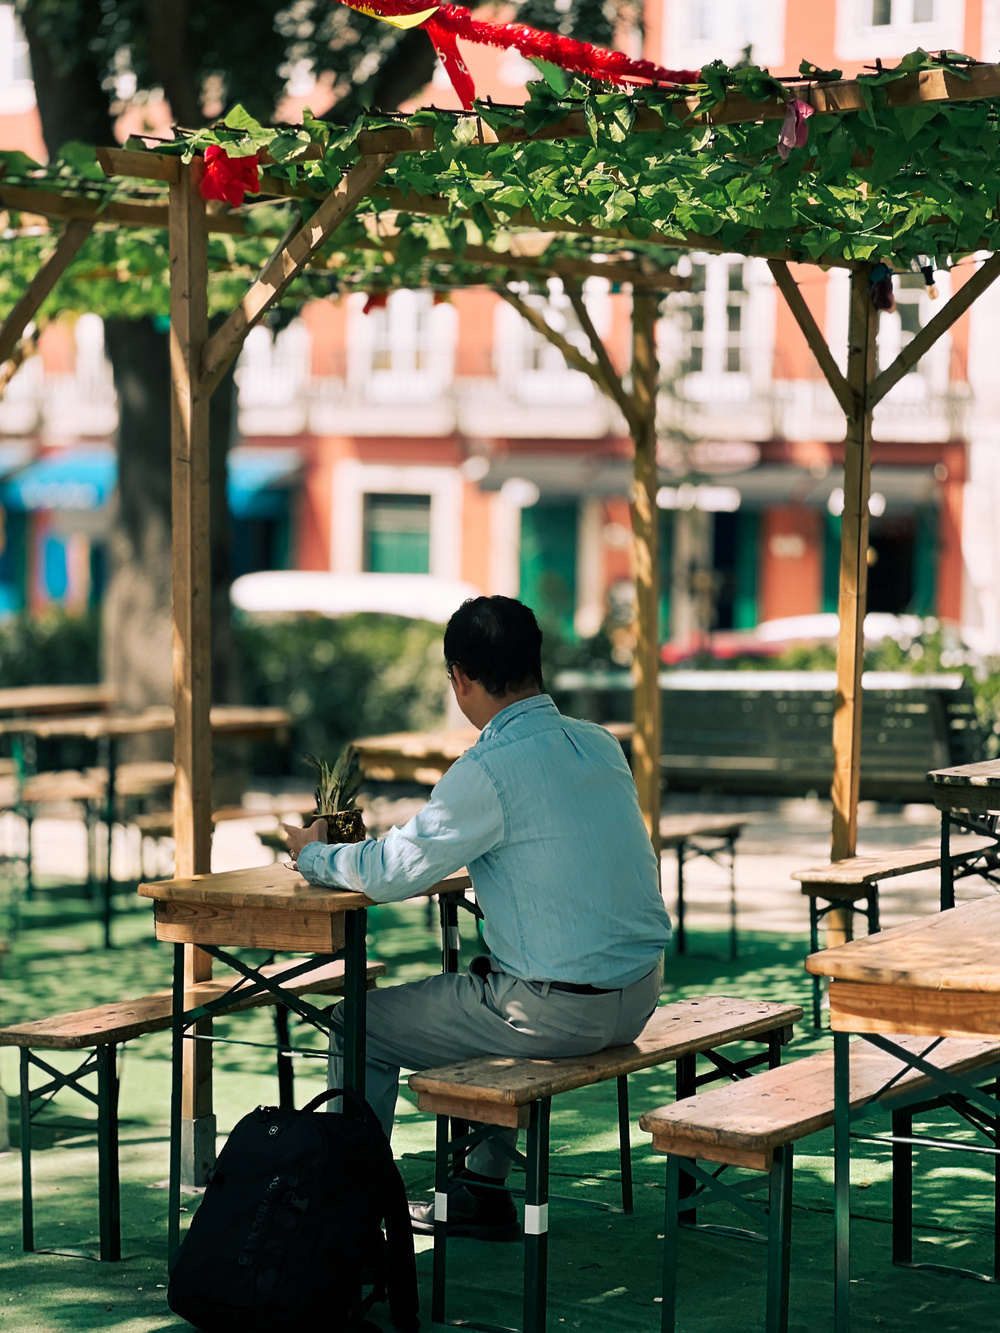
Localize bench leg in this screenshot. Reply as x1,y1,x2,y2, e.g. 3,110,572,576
96,1042,121,1262
941,811,954,911
660,1154,680,1333
809,898,822,1031
765,1145,793,1333
891,1108,912,1267
727,834,738,962
431,1113,450,1325
523,1097,550,1333
675,843,686,955
19,1047,33,1253
616,1075,633,1214
675,1054,697,1225
274,1005,294,1110
866,888,880,936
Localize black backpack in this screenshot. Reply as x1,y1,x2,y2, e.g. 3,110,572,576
168,1089,419,1333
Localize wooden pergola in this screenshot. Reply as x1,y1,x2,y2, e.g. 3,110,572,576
5,53,1000,1175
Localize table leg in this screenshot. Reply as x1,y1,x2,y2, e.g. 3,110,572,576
168,943,185,1265
834,1030,851,1333
101,737,117,949
342,908,367,1099
940,809,954,911
675,842,686,955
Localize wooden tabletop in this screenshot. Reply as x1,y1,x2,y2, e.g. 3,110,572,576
928,759,1000,787
0,704,291,740
0,684,116,716
138,860,473,913
354,727,480,761
805,896,1000,991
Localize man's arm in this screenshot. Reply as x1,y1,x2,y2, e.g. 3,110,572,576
293,756,504,901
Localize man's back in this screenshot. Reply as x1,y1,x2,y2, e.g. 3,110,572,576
460,695,670,988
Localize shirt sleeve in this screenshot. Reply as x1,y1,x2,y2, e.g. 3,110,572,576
295,755,505,902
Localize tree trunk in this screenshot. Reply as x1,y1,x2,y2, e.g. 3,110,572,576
103,319,238,761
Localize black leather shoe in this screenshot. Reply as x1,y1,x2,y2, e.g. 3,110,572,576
409,1176,521,1242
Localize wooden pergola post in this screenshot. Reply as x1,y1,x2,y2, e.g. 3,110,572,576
168,159,216,1184
630,291,662,861
831,267,878,868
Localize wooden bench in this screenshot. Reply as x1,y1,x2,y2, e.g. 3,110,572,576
640,1035,1000,1333
1,955,386,1260
407,994,802,1333
793,836,995,1028
660,814,748,960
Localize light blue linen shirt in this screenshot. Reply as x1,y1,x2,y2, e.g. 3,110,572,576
297,695,671,988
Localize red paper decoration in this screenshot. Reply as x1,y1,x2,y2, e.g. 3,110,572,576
200,144,260,207
342,0,700,108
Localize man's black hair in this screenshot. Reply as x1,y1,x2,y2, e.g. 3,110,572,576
444,596,544,698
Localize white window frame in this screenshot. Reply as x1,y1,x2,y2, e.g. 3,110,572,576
331,459,463,579
663,0,785,71
670,254,774,403
835,0,963,61
235,320,312,408
346,290,456,403
0,4,34,114
494,278,608,406
825,266,953,397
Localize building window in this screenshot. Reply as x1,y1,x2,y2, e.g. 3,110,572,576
0,5,34,113
835,0,960,59
495,280,607,405
875,272,950,396
362,493,432,573
678,256,748,379
664,0,786,70
347,291,456,403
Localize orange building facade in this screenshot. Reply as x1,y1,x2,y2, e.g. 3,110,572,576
1,1,997,649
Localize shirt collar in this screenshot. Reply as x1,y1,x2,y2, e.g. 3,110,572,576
478,694,554,744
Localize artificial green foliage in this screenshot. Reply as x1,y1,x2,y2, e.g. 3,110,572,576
5,48,1000,328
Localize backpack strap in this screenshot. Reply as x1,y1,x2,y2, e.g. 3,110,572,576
301,1087,387,1139
382,1158,420,1333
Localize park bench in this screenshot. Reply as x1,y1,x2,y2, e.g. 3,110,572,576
639,1035,1000,1333
553,670,985,802
660,813,747,960
406,993,802,1333
0,954,386,1261
793,835,996,1028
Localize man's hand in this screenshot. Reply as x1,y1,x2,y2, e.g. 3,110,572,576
281,819,328,865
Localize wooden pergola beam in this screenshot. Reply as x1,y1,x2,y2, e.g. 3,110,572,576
0,219,92,366
0,184,245,233
355,62,1000,156
199,153,395,391
869,251,1000,409
768,260,855,417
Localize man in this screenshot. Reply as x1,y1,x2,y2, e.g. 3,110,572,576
283,595,671,1241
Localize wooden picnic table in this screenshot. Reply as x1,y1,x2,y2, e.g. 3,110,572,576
2,706,293,947
137,860,473,1261
805,897,1000,1331
0,684,116,716
927,758,1000,908
355,720,635,785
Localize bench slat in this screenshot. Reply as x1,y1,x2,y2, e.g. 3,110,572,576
792,836,994,891
639,1036,1000,1164
408,996,801,1111
0,958,385,1049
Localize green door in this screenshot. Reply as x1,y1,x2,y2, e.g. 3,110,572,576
519,502,578,639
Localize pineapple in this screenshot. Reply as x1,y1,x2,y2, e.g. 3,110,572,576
303,745,367,843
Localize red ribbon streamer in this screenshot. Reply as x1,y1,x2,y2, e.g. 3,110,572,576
340,0,700,106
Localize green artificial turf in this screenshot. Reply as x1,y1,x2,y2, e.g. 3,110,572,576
1,882,998,1332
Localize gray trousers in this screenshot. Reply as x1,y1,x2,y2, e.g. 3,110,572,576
327,960,662,1178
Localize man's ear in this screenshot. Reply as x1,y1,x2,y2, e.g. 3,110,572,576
450,664,475,695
